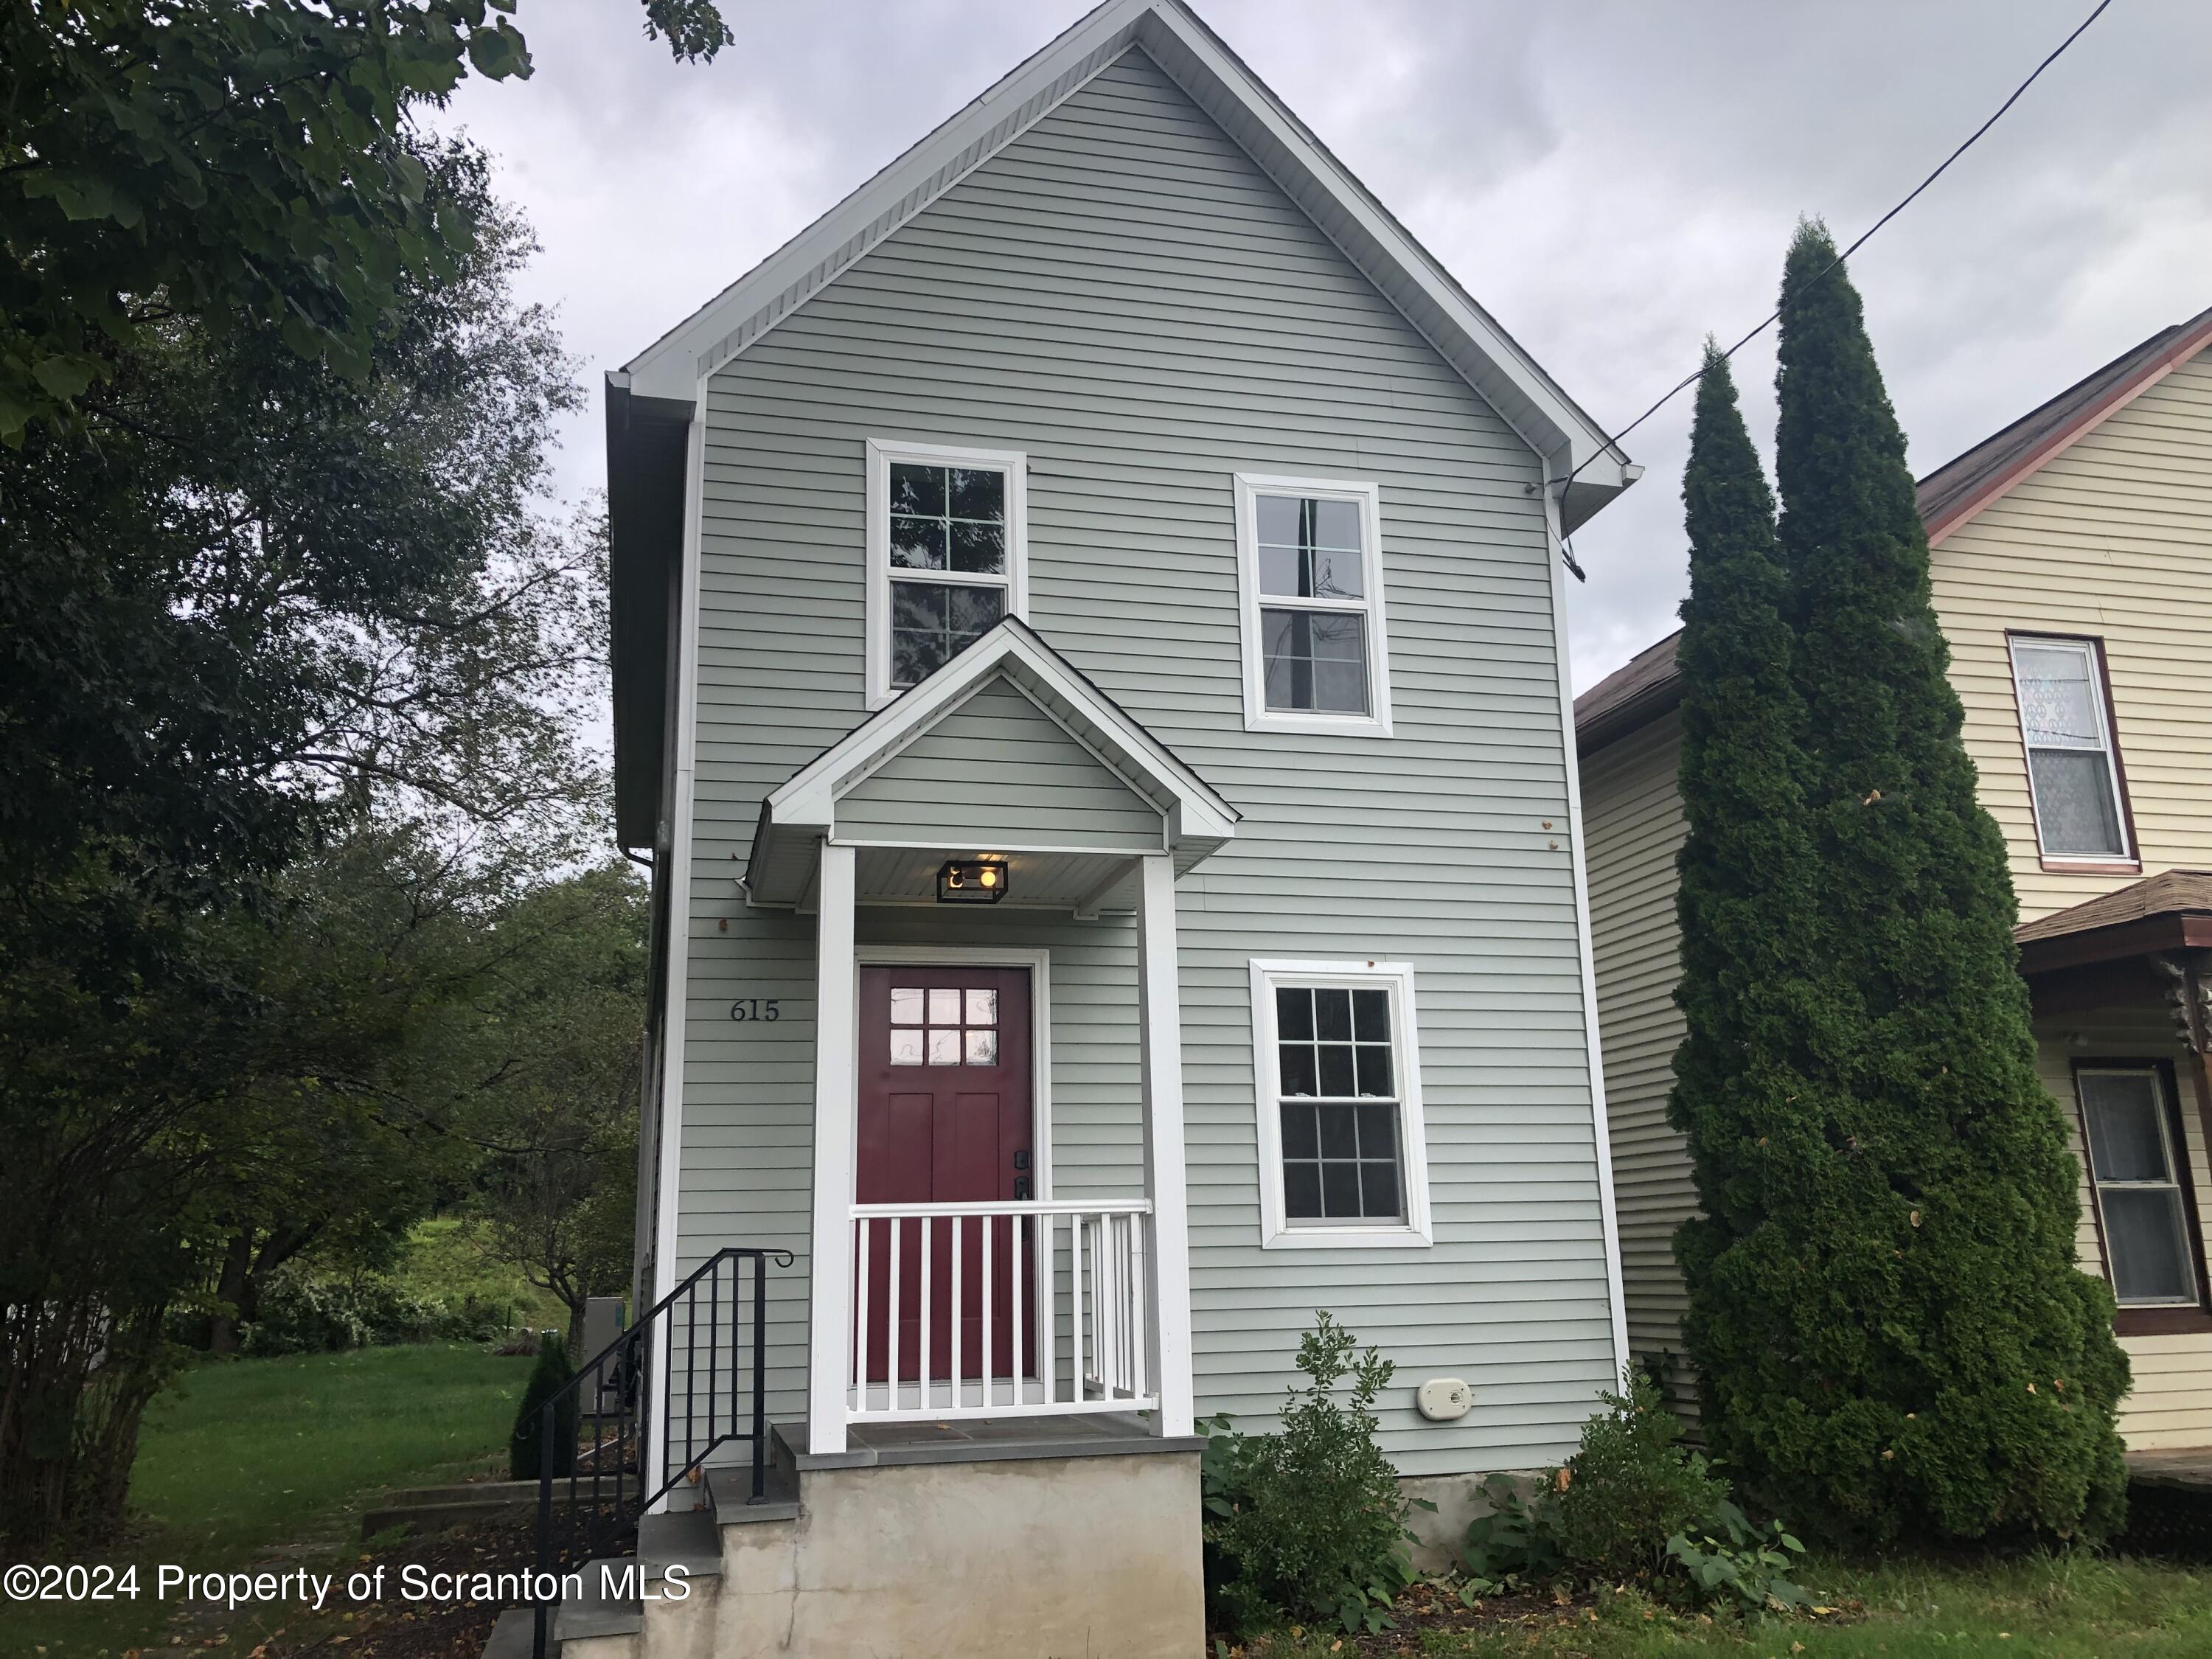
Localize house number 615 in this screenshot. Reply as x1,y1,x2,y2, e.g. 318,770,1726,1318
728,998,781,1023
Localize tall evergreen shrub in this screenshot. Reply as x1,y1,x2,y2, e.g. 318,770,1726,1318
1666,346,1855,1512
1675,223,2129,1543
509,1333,577,1481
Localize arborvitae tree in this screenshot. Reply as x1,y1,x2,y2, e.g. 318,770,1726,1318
1744,220,2127,1542
1666,347,1854,1472
509,1335,579,1481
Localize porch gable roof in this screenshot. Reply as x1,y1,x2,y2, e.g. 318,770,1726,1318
746,618,1238,906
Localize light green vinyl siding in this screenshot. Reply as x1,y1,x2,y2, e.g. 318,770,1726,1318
672,47,1615,1477
837,677,1164,851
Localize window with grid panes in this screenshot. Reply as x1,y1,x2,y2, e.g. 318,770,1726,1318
887,461,1011,689
1272,984,1405,1224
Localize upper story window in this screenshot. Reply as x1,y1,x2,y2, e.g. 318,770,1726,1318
1248,959,1431,1249
866,439,1028,708
2008,635,2132,864
1233,474,1392,736
2077,1065,2201,1309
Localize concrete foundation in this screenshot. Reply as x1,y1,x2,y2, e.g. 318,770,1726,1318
1399,1469,1540,1573
662,1421,1205,1659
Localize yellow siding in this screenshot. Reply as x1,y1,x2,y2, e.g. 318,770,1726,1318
1932,343,2212,924
2036,1017,2212,1450
1579,711,1695,1405
1580,342,2212,1447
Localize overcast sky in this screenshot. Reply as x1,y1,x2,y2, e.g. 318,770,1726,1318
438,0,2212,693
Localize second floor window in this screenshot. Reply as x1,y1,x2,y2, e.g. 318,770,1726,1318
1234,474,1392,735
865,439,1027,707
2008,636,2130,862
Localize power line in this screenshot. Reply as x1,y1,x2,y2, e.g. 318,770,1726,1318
1555,0,2113,571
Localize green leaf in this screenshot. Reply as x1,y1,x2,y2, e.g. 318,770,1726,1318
31,355,99,401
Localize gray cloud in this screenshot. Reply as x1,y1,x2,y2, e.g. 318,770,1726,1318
439,0,2212,689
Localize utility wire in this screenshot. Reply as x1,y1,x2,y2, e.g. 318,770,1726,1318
1554,0,2112,574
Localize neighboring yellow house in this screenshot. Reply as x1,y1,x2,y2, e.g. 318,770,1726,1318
1577,305,2212,1455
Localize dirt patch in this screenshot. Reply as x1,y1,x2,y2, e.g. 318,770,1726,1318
1216,1581,1613,1656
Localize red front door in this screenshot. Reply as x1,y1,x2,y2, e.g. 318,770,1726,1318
855,965,1034,1388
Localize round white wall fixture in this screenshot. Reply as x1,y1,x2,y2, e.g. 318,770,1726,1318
1416,1377,1472,1422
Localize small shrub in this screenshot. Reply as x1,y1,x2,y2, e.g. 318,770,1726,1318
1200,1312,1427,1636
1461,1472,1568,1590
1460,1376,1806,1618
509,1332,577,1481
1554,1374,1729,1580
1666,1502,1809,1614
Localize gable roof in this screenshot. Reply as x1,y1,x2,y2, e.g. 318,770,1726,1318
1919,302,2212,546
1572,302,2212,758
745,616,1239,905
609,0,1635,530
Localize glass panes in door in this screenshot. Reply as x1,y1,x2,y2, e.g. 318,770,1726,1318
888,982,999,1066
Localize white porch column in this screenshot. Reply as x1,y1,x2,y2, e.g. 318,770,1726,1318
806,841,858,1455
1136,852,1196,1436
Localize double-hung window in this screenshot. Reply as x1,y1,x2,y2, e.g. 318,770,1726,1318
2077,1065,2201,1310
1234,475,1391,734
1249,960,1430,1248
866,439,1027,707
2008,636,2132,864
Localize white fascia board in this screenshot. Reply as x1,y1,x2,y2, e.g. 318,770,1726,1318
762,619,1238,846
621,0,1151,401
613,0,1631,527
1130,4,1627,504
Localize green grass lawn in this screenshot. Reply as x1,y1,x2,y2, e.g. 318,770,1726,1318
10,1343,524,1658
1239,1551,2212,1659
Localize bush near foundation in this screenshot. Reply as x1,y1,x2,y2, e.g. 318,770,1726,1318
1461,1374,1807,1617
1200,1312,1428,1636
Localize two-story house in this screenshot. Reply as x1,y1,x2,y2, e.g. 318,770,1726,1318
580,1,1641,1655
1578,305,2212,1469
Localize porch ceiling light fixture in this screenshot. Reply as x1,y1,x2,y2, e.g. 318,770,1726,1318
937,858,1009,905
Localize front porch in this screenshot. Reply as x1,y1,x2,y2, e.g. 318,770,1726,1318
745,619,1240,1457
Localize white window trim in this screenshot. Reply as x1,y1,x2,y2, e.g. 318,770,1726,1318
866,438,1029,711
2008,633,2132,866
1232,473,1393,736
1248,958,1431,1249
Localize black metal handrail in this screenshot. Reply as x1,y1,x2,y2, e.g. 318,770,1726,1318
530,1246,790,1659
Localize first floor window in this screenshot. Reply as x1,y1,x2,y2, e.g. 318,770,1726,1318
1250,961,1430,1247
1234,475,1392,734
2079,1065,2199,1307
866,439,1027,706
2010,636,2130,860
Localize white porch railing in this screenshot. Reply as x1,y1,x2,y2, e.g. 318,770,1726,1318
849,1200,1155,1420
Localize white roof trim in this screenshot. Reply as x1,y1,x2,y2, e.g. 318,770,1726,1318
764,617,1239,846
619,0,1632,526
